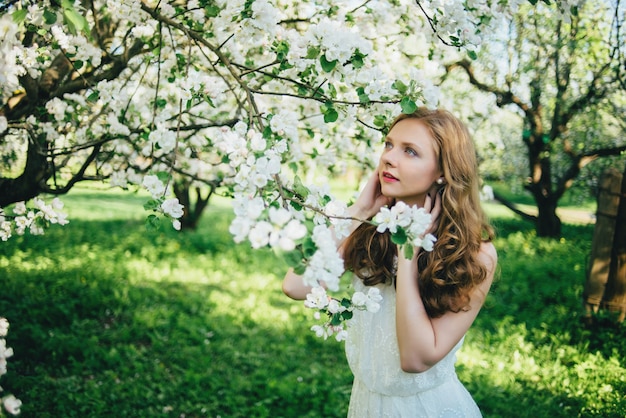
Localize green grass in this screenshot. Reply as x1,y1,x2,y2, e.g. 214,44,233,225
1,187,625,417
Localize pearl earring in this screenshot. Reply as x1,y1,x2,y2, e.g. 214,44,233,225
436,178,444,185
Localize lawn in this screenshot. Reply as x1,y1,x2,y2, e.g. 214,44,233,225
1,186,625,417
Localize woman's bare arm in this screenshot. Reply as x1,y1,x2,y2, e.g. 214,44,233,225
395,242,497,373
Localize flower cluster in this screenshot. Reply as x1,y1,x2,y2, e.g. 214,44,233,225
418,0,581,52
304,286,382,342
300,225,345,292
231,205,307,252
141,174,185,230
0,198,69,241
373,201,437,259
302,201,436,340
1,318,21,416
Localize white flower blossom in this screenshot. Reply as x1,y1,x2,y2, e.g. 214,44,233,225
373,202,435,252
351,287,383,313
311,324,329,339
283,219,307,241
2,394,22,415
268,207,291,226
373,206,398,233
0,340,13,363
333,326,348,342
248,221,273,249
13,202,26,215
301,225,344,291
229,217,252,243
0,318,8,337
142,175,166,198
304,286,330,310
327,299,346,314
161,198,184,219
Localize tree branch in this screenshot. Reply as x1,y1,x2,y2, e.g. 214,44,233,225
491,190,537,222
445,60,533,118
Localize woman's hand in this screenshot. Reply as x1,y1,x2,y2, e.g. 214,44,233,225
351,171,394,219
423,187,442,236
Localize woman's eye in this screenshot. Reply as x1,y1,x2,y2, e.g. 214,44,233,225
384,141,392,149
405,148,417,156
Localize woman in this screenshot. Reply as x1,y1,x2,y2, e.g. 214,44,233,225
283,108,497,417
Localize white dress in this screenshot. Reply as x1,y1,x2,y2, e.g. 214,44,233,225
345,277,482,418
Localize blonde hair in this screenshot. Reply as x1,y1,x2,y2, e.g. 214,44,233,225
343,108,494,317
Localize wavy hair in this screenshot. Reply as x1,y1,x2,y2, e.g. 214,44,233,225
342,108,495,318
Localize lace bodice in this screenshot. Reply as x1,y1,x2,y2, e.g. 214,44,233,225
345,277,463,397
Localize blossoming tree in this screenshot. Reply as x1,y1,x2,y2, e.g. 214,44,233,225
0,0,580,324
444,0,626,237
0,4,586,409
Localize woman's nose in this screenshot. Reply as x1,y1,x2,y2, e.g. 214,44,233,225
381,149,396,166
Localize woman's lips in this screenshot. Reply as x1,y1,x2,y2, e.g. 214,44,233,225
381,171,398,182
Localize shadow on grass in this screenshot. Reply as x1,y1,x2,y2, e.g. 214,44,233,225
1,212,624,417
486,217,626,363
1,241,346,416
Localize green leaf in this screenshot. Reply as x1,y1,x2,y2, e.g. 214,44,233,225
330,313,342,326
302,237,317,258
400,97,417,114
203,94,215,108
350,50,365,69
12,9,28,24
403,244,414,260
324,109,338,123
43,9,57,24
283,250,304,268
273,40,290,61
289,200,303,211
390,227,408,245
373,115,387,128
320,54,337,72
205,5,220,17
305,46,320,58
467,50,478,60
145,214,161,231
356,87,370,104
391,80,408,94
341,310,353,321
293,175,310,199
322,102,339,123
156,171,170,183
63,7,88,35
143,199,162,211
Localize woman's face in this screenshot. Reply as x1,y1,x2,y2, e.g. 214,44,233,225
377,118,442,207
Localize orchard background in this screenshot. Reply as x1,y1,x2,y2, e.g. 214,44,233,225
1,0,625,416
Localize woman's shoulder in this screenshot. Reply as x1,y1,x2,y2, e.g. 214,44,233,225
478,241,498,280
479,241,497,261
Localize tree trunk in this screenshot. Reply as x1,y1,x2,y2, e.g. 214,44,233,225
601,164,626,321
535,196,562,238
525,128,563,238
173,181,213,230
583,168,623,320
0,133,51,207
